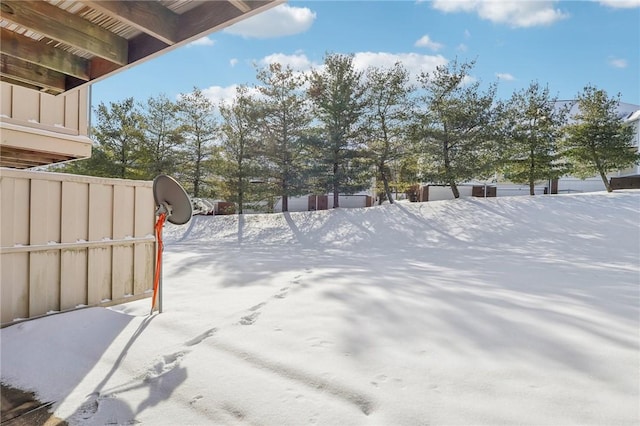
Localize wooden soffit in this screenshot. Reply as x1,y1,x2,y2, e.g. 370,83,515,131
0,0,284,95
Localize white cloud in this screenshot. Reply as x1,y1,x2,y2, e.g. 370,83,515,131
230,58,239,67
496,72,516,81
414,35,444,51
432,1,569,28
187,36,215,47
461,75,478,86
609,58,628,68
457,43,468,52
259,52,315,71
352,52,448,83
196,85,263,107
193,52,451,107
224,4,316,38
599,0,640,8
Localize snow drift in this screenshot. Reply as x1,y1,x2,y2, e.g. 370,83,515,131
2,191,639,425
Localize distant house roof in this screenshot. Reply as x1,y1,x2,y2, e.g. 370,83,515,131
625,110,640,123
0,0,284,95
555,100,640,123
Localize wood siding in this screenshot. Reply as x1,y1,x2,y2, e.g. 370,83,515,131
0,82,92,168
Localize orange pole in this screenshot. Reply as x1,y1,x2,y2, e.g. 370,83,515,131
151,213,166,314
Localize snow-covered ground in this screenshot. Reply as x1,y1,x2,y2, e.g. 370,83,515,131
2,191,639,425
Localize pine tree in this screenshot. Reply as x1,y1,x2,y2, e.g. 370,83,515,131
308,53,371,208
499,82,569,195
177,88,217,197
413,59,498,198
256,63,313,212
218,85,263,214
91,98,145,179
140,94,184,179
562,85,639,192
363,62,413,204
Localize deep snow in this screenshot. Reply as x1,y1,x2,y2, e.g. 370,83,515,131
1,191,639,425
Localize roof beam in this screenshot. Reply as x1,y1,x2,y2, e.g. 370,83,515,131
176,0,275,41
229,0,252,13
0,54,65,94
0,27,90,81
82,1,179,46
177,1,243,41
0,1,128,65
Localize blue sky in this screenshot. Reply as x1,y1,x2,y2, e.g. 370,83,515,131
90,0,640,111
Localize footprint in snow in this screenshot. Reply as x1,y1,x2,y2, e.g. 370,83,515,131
274,287,289,299
249,302,266,311
239,311,260,325
184,328,217,347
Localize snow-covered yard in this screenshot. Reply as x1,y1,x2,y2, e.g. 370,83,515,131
2,191,639,425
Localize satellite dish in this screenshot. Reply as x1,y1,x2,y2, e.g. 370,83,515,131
153,175,192,225
151,175,192,315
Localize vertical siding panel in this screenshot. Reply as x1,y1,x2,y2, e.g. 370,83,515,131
135,243,154,296
1,253,29,323
64,89,80,132
29,180,62,317
134,186,155,295
0,177,30,323
2,171,154,323
60,181,89,310
1,82,12,117
88,183,113,305
112,185,135,299
77,87,88,135
12,86,40,122
40,92,66,128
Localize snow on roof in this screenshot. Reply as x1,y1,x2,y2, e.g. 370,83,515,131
555,100,640,124
625,109,640,123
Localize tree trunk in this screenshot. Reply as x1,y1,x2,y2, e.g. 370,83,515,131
380,162,393,205
593,153,612,192
529,148,535,196
599,170,612,192
529,179,535,196
383,177,393,204
450,180,460,199
238,177,243,214
282,194,288,212
333,160,339,208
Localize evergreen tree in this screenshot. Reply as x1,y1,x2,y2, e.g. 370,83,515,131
218,86,263,214
177,88,217,197
91,98,145,179
308,53,371,208
140,94,184,179
499,82,569,195
256,63,313,212
54,144,119,177
562,85,639,192
363,62,413,204
413,59,498,198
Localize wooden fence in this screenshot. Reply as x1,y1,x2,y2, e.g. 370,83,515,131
0,169,155,326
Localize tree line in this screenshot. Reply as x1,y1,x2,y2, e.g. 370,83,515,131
57,54,639,212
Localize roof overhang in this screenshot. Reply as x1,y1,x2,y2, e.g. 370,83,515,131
0,0,284,95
